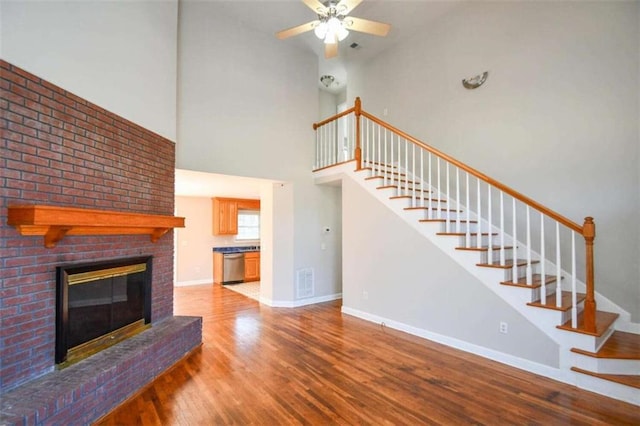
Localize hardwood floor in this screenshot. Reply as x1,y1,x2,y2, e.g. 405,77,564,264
96,284,639,425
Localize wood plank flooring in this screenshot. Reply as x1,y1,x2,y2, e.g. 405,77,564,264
96,284,640,425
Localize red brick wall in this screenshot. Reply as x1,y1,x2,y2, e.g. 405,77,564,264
0,60,177,391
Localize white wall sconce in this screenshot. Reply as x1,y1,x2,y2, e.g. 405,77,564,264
462,71,489,89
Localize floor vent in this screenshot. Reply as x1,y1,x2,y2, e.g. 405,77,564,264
296,268,314,299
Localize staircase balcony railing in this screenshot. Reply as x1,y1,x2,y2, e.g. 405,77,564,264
313,97,597,333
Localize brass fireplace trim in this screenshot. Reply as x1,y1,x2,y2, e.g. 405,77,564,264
58,319,151,369
68,263,147,286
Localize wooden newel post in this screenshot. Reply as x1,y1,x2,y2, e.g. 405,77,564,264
354,97,362,170
583,217,596,333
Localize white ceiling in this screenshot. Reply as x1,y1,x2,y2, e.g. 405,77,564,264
175,169,277,198
212,0,463,94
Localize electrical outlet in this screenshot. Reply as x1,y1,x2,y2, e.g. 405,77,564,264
362,290,369,300
499,322,508,334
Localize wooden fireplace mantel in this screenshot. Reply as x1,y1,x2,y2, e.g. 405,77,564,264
7,205,185,248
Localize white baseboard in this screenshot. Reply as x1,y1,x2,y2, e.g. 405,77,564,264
261,293,342,308
616,321,640,334
174,279,212,287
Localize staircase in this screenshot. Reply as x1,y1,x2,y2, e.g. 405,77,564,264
312,98,639,405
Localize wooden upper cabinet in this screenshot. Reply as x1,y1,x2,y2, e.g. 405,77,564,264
212,197,260,236
212,198,238,235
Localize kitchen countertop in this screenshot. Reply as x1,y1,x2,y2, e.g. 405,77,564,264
213,246,260,254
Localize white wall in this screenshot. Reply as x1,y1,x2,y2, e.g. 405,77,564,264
342,177,559,367
175,196,215,285
319,90,338,120
349,1,640,320
0,0,178,141
177,0,342,303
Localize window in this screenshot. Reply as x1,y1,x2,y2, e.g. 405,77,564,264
236,210,260,241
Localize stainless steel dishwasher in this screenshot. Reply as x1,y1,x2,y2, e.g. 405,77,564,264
222,252,245,284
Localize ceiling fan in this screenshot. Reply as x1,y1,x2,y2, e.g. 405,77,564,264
275,0,391,59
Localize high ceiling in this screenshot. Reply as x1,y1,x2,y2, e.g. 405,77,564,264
212,0,462,93
176,1,464,197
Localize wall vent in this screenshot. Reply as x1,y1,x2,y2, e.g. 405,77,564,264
296,268,314,299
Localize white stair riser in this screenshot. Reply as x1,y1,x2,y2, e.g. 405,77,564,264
573,355,640,375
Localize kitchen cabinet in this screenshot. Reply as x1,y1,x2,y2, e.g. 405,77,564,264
244,251,260,282
213,252,223,284
212,198,238,235
212,197,260,236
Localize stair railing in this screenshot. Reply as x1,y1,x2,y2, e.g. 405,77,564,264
313,97,597,332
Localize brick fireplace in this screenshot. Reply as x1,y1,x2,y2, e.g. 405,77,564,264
0,61,202,424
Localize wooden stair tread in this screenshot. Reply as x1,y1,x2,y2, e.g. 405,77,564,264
390,195,447,203
408,207,461,213
557,310,619,337
500,274,558,288
366,176,418,185
456,245,513,252
527,291,586,312
436,232,498,236
571,331,640,360
362,162,398,169
477,259,540,269
419,217,474,221
376,185,431,192
571,367,640,389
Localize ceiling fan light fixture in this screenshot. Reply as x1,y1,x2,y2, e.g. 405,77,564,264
314,21,328,39
324,32,338,44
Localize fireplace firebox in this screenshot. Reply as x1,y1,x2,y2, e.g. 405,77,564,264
56,256,152,366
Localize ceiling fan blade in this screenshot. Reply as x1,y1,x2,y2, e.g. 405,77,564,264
336,0,363,15
275,20,319,40
325,42,338,59
302,0,328,15
344,16,391,37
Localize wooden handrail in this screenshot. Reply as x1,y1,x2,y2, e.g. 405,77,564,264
360,110,584,235
313,107,355,130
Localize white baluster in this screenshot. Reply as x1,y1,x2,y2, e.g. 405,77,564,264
365,119,369,170
526,206,533,285
404,139,409,196
331,121,335,165
315,128,319,169
396,135,402,186
465,173,470,248
455,168,460,233
420,150,424,208
377,124,381,178
428,153,433,220
487,185,493,264
384,129,388,186
540,214,546,305
322,125,326,167
412,144,416,207
437,158,441,219
571,231,577,327
476,179,482,249
512,198,517,283
555,222,562,306
445,163,450,232
389,133,396,180
499,191,505,266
